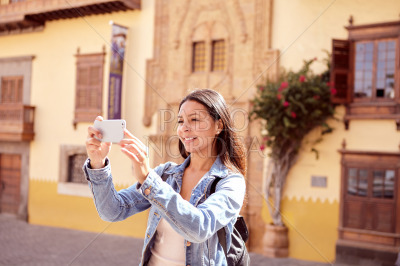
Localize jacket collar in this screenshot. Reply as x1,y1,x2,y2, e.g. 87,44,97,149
164,155,229,178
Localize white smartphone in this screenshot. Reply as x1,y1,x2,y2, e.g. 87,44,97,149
93,119,126,143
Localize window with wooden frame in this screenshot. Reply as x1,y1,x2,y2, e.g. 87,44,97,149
58,145,91,197
74,52,105,125
67,153,87,184
338,150,400,252
331,21,400,128
1,76,23,104
192,41,206,72
211,40,226,72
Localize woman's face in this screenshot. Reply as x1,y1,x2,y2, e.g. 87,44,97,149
177,100,222,157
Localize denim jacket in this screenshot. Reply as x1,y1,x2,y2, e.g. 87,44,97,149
82,155,246,266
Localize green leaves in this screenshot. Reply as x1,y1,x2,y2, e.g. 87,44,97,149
288,95,307,115
250,56,336,160
283,116,292,128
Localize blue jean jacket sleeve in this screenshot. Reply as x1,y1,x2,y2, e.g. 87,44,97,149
138,168,246,243
82,158,166,222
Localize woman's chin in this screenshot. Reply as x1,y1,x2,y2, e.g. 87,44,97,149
183,148,210,157
184,147,195,153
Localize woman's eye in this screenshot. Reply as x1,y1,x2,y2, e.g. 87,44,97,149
177,118,198,124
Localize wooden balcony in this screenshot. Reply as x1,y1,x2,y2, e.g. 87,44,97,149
0,104,35,141
0,0,140,35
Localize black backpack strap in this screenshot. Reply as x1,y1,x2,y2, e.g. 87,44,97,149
217,224,228,255
210,177,221,194
160,164,172,182
209,177,228,256
161,172,168,182
209,177,251,265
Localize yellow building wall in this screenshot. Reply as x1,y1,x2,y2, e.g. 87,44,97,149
261,195,339,263
282,198,338,263
0,0,156,237
29,179,149,238
270,0,400,262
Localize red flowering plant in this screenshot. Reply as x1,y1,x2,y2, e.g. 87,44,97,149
250,57,336,226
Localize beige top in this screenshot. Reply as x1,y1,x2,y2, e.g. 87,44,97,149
148,218,186,266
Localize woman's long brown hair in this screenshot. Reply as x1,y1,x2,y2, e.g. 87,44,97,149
178,89,247,176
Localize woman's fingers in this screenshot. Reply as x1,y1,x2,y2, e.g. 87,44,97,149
121,144,146,164
120,139,147,152
123,128,134,138
84,117,112,169
86,137,100,151
123,129,146,147
121,143,145,162
119,129,149,184
121,147,141,164
88,126,102,139
87,116,104,139
120,129,147,154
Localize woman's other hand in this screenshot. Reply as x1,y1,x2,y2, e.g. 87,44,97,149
120,130,150,184
86,116,112,169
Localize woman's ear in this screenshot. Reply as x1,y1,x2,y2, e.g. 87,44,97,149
216,119,223,134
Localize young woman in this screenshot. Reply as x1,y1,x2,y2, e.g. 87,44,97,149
83,89,247,266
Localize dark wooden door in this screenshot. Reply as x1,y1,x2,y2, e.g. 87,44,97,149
0,154,21,214
343,167,396,233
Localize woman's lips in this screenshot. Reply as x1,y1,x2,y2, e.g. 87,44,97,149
183,137,197,143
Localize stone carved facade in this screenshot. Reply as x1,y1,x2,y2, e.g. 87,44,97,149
143,0,279,253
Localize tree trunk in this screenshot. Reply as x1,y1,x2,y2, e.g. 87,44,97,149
265,143,299,226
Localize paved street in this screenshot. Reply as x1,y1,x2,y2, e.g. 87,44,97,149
0,214,339,266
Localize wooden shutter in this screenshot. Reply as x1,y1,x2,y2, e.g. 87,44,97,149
0,78,7,103
331,39,352,104
74,53,104,124
76,67,89,109
1,76,23,104
397,35,400,104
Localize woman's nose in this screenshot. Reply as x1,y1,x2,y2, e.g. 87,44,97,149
181,121,191,131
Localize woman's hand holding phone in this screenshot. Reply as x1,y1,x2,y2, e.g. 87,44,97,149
86,116,150,183
120,130,150,184
86,116,112,169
